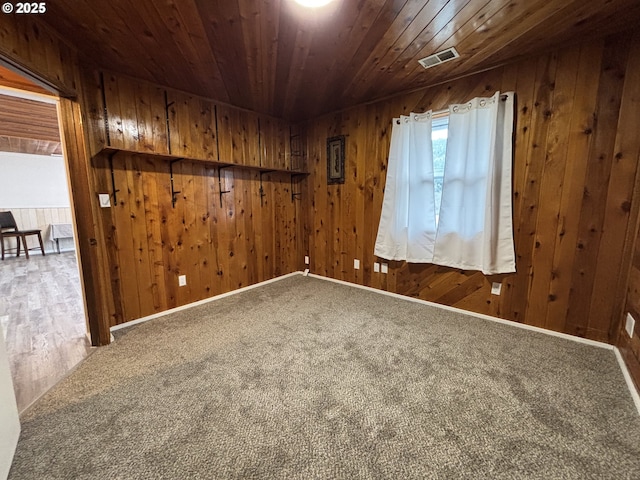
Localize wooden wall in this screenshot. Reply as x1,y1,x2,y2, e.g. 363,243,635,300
616,31,640,388
620,230,640,389
82,71,306,325
1,12,307,338
304,31,640,344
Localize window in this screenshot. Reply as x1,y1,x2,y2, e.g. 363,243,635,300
431,116,448,220
374,91,516,274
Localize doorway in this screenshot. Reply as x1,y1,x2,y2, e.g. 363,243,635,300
0,65,92,412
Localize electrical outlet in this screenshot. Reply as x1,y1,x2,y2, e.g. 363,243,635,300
381,263,388,274
374,262,380,273
491,282,502,295
626,313,636,338
178,275,187,287
354,259,360,270
304,255,310,265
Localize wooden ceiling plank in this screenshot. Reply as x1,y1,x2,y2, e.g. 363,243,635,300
107,0,191,94
272,6,306,117
296,0,397,120
193,0,254,110
36,0,640,120
385,0,504,91
357,0,529,104
443,0,580,79
376,0,560,101
341,0,455,104
165,0,230,101
0,95,60,142
480,0,640,70
285,0,382,119
258,0,282,115
378,0,534,100
133,0,226,100
51,0,177,91
281,25,316,121
45,1,131,71
238,0,264,113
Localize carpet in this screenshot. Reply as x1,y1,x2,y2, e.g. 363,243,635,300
9,275,640,479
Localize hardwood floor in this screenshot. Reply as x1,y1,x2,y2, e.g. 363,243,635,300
0,251,92,412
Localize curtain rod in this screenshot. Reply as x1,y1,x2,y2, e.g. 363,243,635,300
395,94,509,124
407,94,510,121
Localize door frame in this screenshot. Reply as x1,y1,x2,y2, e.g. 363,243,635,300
0,57,113,346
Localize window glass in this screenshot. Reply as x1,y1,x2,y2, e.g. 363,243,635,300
432,116,449,220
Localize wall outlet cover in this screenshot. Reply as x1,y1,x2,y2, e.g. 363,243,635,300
626,313,636,338
305,255,310,265
354,259,360,270
491,282,502,295
374,262,380,273
178,275,187,287
381,263,388,274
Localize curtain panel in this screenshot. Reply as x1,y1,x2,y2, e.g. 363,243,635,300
374,112,437,262
433,91,516,274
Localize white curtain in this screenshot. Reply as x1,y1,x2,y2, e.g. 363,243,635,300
432,91,516,274
374,112,437,262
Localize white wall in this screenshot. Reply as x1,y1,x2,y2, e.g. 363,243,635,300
0,328,20,480
0,151,70,208
0,152,74,254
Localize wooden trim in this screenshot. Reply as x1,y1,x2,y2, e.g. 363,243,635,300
0,57,75,99
57,98,112,346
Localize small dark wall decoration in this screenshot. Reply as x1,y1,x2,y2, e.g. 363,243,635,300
327,135,345,184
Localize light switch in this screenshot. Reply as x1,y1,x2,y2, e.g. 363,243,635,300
99,193,111,208
374,262,380,273
354,259,360,270
381,263,388,274
491,282,502,295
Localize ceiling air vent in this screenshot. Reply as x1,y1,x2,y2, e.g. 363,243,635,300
418,47,460,70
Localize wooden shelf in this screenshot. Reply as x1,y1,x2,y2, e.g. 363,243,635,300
96,146,309,176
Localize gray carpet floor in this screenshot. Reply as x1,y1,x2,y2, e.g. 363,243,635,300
9,275,640,479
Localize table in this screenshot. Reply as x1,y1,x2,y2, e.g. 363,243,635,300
48,223,74,253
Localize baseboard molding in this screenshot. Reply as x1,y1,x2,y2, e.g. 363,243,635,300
110,271,303,333
614,347,640,415
307,273,640,414
308,273,612,350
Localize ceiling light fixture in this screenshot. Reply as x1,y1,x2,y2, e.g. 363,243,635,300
294,0,336,7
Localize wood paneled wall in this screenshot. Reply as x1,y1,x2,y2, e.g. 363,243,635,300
616,32,640,388
304,31,640,344
82,70,306,325
620,232,640,389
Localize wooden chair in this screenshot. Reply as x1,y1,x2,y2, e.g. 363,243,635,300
0,211,45,260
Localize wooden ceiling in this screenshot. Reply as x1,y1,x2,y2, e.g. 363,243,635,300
34,0,640,121
0,67,61,156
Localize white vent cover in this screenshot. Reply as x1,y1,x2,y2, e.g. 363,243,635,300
418,47,460,70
